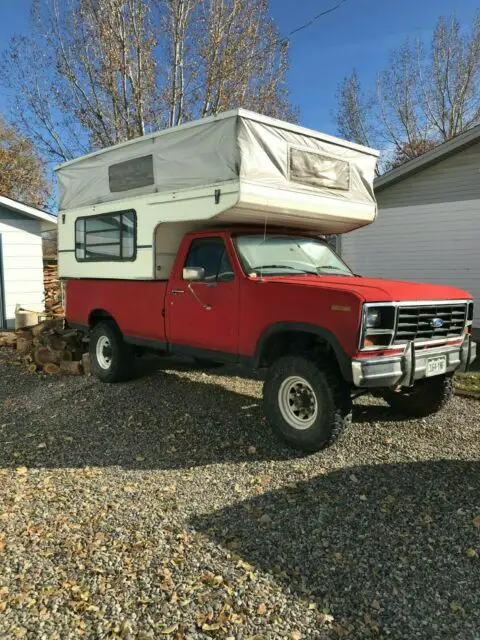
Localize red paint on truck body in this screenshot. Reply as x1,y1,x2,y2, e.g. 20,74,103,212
66,279,168,341
65,227,473,361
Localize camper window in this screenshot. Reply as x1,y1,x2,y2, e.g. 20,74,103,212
108,155,154,193
75,210,136,261
289,147,350,191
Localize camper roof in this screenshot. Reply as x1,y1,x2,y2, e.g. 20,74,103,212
56,108,378,171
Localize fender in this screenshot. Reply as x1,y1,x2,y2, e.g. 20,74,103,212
253,322,353,381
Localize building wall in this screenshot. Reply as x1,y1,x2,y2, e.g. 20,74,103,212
341,144,480,327
375,141,480,209
0,206,44,328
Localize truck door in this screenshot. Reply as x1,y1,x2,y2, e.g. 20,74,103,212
166,236,239,356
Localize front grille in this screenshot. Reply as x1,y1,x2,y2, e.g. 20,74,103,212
393,304,467,344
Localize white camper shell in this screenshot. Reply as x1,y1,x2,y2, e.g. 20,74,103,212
57,109,378,280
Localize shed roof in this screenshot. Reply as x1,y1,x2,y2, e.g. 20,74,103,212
375,124,480,192
0,195,57,230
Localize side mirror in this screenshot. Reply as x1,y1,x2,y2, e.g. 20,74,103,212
183,266,205,282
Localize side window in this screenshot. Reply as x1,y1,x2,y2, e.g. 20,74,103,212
75,210,136,261
184,238,234,282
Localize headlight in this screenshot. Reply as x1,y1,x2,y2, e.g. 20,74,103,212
366,309,382,328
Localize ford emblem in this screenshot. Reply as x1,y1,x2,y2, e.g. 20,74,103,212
431,317,444,328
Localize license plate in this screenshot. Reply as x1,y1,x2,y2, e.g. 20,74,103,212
426,356,447,377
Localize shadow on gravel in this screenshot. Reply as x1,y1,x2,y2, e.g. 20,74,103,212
0,356,301,470
192,459,480,638
0,354,421,471
353,402,404,424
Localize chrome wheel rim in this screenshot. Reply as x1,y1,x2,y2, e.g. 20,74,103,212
96,335,112,370
278,375,318,430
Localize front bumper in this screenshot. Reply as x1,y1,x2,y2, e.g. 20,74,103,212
351,335,477,388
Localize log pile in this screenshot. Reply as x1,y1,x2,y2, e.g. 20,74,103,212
44,262,64,316
0,320,89,376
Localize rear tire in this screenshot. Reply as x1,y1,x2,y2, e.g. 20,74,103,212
89,321,135,383
383,374,454,417
263,356,352,453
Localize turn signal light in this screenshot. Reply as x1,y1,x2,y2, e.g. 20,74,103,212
363,336,383,347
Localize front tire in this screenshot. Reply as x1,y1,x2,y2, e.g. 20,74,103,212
89,321,135,383
383,374,454,417
263,356,352,453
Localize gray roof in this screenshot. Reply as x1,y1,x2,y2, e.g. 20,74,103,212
375,124,480,192
0,195,57,230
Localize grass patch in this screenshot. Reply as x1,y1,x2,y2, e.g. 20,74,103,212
455,373,480,394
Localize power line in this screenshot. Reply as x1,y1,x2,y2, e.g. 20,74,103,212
280,0,348,44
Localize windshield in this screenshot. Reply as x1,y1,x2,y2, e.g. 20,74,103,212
234,234,353,277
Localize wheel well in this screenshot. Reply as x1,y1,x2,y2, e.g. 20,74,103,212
259,330,338,369
88,309,119,331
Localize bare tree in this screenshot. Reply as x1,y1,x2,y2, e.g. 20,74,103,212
1,0,295,163
336,12,480,169
0,115,50,208
158,0,295,124
335,68,374,147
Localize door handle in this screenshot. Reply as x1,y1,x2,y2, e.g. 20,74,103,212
171,289,185,295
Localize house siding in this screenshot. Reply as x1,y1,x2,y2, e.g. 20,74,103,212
342,140,480,328
342,198,480,326
0,206,44,328
376,141,480,208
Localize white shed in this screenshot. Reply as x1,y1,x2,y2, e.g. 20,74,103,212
341,125,480,329
0,196,57,329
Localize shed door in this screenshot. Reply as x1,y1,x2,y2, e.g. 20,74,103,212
0,235,5,330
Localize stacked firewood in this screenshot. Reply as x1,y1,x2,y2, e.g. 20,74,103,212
0,320,90,375
44,263,64,316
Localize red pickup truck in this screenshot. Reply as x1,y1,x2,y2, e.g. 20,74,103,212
66,226,476,452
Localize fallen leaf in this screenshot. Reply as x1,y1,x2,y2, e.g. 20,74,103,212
202,623,221,631
449,601,464,613
159,624,179,635
15,467,28,475
290,632,302,640
473,515,480,528
135,456,145,462
371,599,381,610
234,484,242,493
466,548,477,558
37,442,47,449
259,513,271,524
359,495,367,502
247,446,257,454
257,602,266,615
317,612,334,624
123,485,136,493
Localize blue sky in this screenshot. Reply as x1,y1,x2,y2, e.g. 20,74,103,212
0,0,478,136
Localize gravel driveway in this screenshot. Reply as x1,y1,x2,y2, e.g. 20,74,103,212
0,353,479,639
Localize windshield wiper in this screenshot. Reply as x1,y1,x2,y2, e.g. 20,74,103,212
316,265,352,276
251,264,316,275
